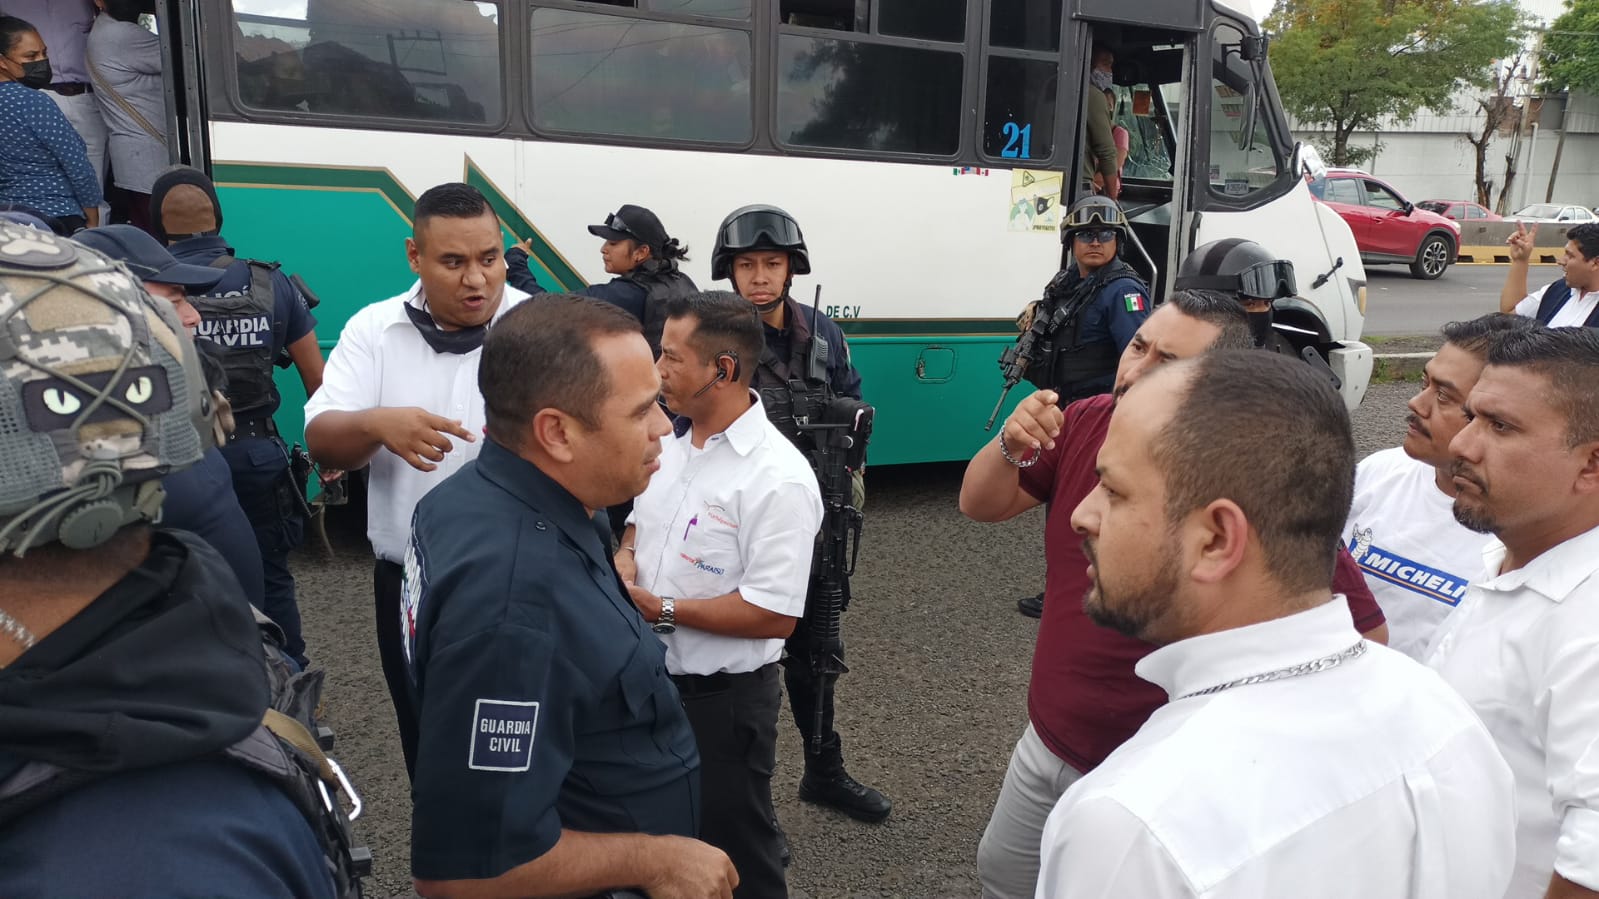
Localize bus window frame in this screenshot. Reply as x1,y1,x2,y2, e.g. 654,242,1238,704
973,0,1068,167
215,0,514,136
1187,11,1297,213
768,19,972,163
523,0,760,151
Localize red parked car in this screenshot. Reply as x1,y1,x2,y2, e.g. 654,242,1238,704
1418,199,1502,223
1308,169,1461,279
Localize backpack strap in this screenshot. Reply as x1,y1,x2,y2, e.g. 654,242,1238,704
262,708,339,788
1535,279,1572,325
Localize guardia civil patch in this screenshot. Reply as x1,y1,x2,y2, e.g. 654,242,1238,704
469,699,540,772
1123,292,1148,313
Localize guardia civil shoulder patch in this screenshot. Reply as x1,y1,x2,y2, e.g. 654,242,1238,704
1123,292,1147,313
469,699,540,772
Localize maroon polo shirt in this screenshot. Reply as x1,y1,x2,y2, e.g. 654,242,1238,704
1018,393,1387,773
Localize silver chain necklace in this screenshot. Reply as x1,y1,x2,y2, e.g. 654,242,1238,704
1178,640,1368,700
0,607,37,651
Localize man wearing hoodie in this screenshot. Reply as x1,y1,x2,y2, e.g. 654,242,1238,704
0,221,335,897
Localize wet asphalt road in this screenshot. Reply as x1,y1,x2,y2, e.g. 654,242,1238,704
297,381,1418,899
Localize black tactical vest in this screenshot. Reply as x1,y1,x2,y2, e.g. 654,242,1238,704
190,257,280,418
622,265,698,356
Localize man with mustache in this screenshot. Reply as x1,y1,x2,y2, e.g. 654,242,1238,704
1038,351,1515,898
1341,313,1537,660
1429,326,1599,899
619,291,822,899
404,296,737,899
960,292,1390,899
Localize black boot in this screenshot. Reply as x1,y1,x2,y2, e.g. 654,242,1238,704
1017,591,1044,619
799,743,892,823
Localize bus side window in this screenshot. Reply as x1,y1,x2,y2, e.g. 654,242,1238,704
982,57,1055,160
775,36,962,155
529,7,753,144
231,0,503,124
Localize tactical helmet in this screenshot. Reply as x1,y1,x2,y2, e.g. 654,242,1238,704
711,205,811,281
1061,195,1129,245
1175,238,1297,301
0,223,208,556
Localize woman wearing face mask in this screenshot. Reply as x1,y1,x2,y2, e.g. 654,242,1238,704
0,16,103,234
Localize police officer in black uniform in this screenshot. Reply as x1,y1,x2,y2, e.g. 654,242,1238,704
1012,195,1151,619
148,166,324,666
505,204,698,357
1174,238,1299,349
404,295,737,898
710,204,889,824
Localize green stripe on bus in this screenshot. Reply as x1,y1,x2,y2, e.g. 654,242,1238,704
212,162,417,220
462,157,586,291
837,318,1016,337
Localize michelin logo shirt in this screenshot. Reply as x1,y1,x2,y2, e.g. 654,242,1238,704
1342,447,1490,660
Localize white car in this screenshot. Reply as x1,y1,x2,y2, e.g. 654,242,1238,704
1510,203,1599,224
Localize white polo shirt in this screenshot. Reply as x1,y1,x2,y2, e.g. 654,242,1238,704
1428,523,1599,897
304,281,528,562
1039,599,1516,899
1342,447,1490,660
631,394,822,677
1514,282,1599,326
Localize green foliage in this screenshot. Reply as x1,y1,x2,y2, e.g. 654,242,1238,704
1541,0,1599,94
1268,0,1527,165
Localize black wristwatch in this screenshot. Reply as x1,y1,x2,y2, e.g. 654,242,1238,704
652,596,677,634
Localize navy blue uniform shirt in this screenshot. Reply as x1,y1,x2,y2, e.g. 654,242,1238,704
161,446,266,611
169,236,317,418
1065,267,1149,354
405,440,700,881
761,301,863,400
503,246,648,322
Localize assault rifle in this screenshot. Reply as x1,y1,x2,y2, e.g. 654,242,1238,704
762,289,873,754
984,279,1092,430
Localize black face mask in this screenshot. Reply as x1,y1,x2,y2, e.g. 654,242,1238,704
1247,310,1274,348
404,301,487,355
11,57,51,90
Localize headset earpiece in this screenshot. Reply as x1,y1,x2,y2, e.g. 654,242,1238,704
720,351,742,383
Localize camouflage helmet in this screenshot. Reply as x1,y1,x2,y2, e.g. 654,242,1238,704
0,222,208,556
1061,195,1129,245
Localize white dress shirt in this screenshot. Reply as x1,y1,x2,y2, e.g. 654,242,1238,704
631,394,822,676
1428,523,1599,897
1039,599,1516,899
304,281,528,562
1515,282,1599,326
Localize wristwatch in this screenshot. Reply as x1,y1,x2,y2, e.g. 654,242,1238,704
652,596,677,634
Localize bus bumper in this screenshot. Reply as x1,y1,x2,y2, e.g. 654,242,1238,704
1329,341,1374,411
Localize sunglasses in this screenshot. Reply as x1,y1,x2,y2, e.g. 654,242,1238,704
1072,228,1118,245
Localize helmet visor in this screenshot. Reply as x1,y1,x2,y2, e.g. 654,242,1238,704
719,209,804,252
1062,198,1125,231
1235,260,1297,300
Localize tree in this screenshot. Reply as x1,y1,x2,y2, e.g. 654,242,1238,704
1268,0,1526,167
1462,48,1528,209
1541,0,1599,96
1539,0,1599,201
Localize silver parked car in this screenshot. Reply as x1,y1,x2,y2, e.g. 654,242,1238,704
1510,203,1599,224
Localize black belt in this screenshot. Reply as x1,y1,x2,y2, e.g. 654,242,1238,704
671,663,777,697
46,82,92,96
233,417,280,441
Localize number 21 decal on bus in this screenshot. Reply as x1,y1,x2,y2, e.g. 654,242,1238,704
1000,122,1032,159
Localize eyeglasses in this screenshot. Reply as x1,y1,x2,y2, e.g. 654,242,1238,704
1072,228,1118,245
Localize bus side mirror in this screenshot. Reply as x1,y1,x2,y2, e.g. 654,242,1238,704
1295,143,1328,181
1240,35,1268,61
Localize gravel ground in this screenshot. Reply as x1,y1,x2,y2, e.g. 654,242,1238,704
296,380,1418,899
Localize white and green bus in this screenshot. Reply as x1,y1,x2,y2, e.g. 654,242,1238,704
153,0,1372,465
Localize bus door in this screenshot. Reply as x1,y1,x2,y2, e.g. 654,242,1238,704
154,0,210,170
1064,5,1204,297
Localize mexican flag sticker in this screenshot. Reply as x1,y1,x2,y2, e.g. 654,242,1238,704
1124,293,1147,312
